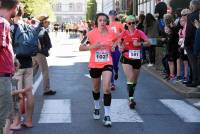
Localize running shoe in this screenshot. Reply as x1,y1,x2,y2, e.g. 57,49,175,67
114,73,118,80
103,116,112,127
129,97,136,109
111,84,116,91
93,109,100,120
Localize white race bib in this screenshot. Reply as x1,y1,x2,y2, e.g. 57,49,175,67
111,27,117,33
128,50,141,59
95,50,110,62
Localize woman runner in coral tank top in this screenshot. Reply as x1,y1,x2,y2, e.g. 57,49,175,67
79,13,117,127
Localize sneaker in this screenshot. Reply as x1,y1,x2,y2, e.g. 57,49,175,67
147,63,153,67
103,116,112,127
176,76,182,82
182,77,188,84
111,84,115,91
93,109,100,120
129,97,136,109
114,73,118,80
43,90,56,95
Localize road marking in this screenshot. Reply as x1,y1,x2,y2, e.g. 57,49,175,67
111,99,143,122
32,73,43,95
38,99,71,123
160,99,200,122
194,101,200,107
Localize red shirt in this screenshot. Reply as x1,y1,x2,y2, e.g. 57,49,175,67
0,17,14,74
120,29,148,59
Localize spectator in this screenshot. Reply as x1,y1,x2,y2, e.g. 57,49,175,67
164,13,179,80
184,0,200,87
33,15,56,95
0,0,19,134
176,9,191,83
10,5,34,130
144,13,159,66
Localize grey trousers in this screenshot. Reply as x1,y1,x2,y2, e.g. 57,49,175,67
0,77,12,129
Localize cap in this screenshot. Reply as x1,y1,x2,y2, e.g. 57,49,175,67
109,10,117,16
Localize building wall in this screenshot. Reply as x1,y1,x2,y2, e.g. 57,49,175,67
102,0,115,14
137,0,170,15
53,0,87,23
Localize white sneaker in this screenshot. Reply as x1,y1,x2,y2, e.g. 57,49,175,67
103,116,112,127
147,63,153,67
93,109,100,120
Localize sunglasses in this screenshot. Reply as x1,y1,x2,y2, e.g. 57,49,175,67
181,14,187,17
127,22,136,25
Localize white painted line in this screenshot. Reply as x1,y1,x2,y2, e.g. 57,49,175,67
194,101,200,107
84,74,91,79
38,99,71,123
32,73,43,95
111,99,143,122
160,99,200,122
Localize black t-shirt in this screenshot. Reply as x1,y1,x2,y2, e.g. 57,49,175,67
16,56,32,69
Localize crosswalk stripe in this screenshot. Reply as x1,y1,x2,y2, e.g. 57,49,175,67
38,99,71,123
111,99,143,122
32,73,42,95
160,99,200,122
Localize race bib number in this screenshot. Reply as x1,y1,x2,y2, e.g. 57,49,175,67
95,51,110,62
111,27,117,33
129,50,141,59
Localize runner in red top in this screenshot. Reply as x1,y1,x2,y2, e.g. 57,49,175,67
108,10,124,91
119,15,150,109
79,13,117,127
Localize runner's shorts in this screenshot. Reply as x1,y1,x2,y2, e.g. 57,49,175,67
89,65,113,78
120,56,141,69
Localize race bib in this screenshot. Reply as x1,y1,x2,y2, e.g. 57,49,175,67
111,27,117,33
129,50,141,59
95,50,110,62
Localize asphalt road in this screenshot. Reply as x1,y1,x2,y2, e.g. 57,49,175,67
14,32,200,134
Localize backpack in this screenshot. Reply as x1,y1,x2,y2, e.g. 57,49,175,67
12,22,41,56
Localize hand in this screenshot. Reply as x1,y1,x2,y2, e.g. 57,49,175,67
133,40,141,47
14,59,20,71
194,19,200,28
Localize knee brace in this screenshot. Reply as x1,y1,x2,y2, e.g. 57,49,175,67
104,94,112,106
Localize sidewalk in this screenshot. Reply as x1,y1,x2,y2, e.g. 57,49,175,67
142,65,200,109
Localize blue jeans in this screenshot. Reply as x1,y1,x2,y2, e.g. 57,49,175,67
111,47,121,84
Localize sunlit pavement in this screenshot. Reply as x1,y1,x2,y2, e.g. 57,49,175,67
14,32,200,134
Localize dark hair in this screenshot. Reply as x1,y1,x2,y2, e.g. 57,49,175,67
145,13,156,27
139,14,145,23
16,5,24,17
95,13,109,26
0,0,19,10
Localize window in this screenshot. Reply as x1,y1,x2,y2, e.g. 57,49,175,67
76,3,83,12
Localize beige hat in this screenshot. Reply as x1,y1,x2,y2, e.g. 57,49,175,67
181,8,191,16
36,14,49,21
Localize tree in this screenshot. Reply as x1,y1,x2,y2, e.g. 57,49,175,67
86,0,97,21
21,0,55,21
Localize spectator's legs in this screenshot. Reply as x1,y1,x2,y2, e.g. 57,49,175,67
149,45,156,64
35,53,50,92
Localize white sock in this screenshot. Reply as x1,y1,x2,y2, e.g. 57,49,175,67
104,106,110,116
94,100,100,109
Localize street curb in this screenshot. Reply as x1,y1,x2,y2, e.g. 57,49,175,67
142,66,200,98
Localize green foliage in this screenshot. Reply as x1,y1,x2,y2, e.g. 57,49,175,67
21,0,55,21
86,0,97,21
